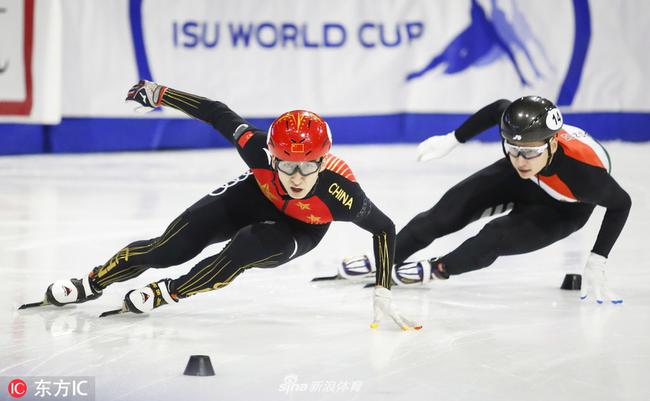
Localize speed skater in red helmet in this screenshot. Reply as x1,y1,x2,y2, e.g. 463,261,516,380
266,110,332,199
25,80,419,330
267,109,332,161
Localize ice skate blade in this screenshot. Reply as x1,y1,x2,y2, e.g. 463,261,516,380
99,307,128,318
311,274,342,282
18,300,49,310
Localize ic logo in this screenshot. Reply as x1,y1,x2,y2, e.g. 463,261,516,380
8,378,27,398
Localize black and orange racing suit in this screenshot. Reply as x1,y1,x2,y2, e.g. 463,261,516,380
90,88,394,297
395,100,632,276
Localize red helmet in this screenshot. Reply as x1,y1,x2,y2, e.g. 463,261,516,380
267,110,332,161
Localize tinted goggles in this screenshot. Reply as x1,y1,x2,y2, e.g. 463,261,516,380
275,158,323,176
503,141,548,160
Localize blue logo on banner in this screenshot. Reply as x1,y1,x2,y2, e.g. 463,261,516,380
406,0,544,86
405,0,591,105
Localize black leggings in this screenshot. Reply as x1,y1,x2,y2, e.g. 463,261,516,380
91,172,329,297
395,158,594,275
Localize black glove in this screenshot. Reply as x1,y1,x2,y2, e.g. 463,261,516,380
125,80,166,112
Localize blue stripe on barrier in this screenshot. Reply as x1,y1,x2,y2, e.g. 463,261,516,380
1,112,649,155
0,124,45,154
46,118,231,153
128,0,153,82
557,0,591,106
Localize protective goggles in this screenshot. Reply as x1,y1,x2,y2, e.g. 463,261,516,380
275,158,323,176
503,141,548,160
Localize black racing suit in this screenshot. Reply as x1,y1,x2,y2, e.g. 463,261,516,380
395,100,632,276
90,88,395,297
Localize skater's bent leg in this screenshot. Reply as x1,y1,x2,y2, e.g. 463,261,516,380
395,199,470,265
92,213,222,290
395,159,519,264
41,174,268,307
439,204,593,276
41,213,208,306
89,178,263,290
170,221,326,298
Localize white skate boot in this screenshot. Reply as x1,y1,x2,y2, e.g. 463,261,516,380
45,276,103,306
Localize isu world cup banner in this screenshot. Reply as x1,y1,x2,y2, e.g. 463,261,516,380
79,0,646,119
3,0,650,150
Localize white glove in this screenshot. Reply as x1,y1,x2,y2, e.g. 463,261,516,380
371,286,422,330
580,253,622,304
416,131,461,162
125,80,166,113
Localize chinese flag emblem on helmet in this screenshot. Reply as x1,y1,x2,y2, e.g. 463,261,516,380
267,110,332,161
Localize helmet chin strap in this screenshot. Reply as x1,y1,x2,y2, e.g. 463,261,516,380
543,137,556,170
500,139,508,159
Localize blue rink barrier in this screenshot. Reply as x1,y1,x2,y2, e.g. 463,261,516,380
1,112,649,155
0,124,47,154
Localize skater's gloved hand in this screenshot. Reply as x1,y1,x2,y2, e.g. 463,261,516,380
371,286,422,330
125,80,166,113
580,253,622,304
416,131,461,162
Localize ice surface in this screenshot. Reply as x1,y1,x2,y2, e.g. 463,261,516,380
1,143,649,401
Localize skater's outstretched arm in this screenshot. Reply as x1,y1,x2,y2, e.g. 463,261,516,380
125,79,255,146
577,172,630,305
353,202,421,330
319,160,395,290
416,99,511,161
317,156,421,330
568,162,632,258
454,99,512,142
352,199,395,290
552,143,631,304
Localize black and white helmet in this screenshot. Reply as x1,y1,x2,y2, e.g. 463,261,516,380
500,96,563,142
